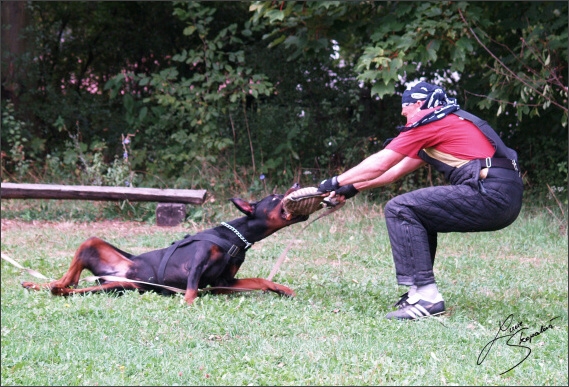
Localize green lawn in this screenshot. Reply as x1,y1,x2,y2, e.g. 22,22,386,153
1,200,567,386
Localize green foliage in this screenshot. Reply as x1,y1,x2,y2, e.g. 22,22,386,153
1,101,45,178
1,1,566,203
103,2,274,186
475,2,568,126
1,2,186,183
51,118,139,187
252,1,568,125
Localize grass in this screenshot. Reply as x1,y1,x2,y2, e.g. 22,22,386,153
1,198,567,386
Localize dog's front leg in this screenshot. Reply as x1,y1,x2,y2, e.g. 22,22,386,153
180,244,230,305
183,262,206,306
183,272,201,305
227,278,296,297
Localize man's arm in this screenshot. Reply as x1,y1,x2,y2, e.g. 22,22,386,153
336,149,423,190
319,149,424,196
336,149,406,186
352,156,425,191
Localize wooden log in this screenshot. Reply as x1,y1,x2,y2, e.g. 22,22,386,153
0,183,207,205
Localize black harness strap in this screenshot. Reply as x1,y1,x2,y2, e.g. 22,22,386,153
157,238,186,286
453,109,520,173
157,232,246,285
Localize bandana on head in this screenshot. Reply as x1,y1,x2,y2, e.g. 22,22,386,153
402,82,454,109
398,81,460,132
402,82,435,106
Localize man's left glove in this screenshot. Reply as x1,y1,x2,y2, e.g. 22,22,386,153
318,176,340,192
335,184,359,199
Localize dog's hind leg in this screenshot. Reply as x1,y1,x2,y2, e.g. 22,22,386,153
212,278,296,298
22,237,135,295
50,280,142,296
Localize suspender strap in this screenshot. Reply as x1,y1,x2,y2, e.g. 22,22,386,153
453,109,520,173
157,233,245,285
453,110,518,160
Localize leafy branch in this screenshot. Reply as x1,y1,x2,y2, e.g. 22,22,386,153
458,7,568,115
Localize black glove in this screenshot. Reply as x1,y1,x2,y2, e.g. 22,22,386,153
335,184,359,199
318,176,340,192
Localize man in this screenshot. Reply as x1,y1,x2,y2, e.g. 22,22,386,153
318,81,523,320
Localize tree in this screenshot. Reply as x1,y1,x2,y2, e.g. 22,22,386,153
251,1,567,124
103,2,275,186
1,2,188,183
1,1,30,106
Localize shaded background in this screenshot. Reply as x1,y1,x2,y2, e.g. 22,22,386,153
2,1,567,204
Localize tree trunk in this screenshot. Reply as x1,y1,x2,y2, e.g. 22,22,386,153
1,1,29,106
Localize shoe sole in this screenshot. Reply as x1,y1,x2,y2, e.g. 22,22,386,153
387,311,445,321
386,304,446,320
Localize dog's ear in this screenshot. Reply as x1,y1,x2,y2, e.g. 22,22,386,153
230,198,255,216
283,182,301,197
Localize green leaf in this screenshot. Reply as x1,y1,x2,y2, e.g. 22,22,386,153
370,82,395,99
183,25,196,36
123,94,134,113
266,10,285,22
268,34,287,48
139,107,148,121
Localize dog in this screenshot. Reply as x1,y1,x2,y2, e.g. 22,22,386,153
21,184,309,305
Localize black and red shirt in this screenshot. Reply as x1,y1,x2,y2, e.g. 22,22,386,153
386,113,495,168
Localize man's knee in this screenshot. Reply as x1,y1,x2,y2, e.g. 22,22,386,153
384,198,403,218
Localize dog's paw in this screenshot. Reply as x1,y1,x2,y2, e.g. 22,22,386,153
50,286,70,296
274,285,295,298
21,281,41,291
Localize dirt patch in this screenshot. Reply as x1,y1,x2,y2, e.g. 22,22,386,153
1,219,195,236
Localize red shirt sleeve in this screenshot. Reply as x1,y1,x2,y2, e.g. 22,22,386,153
385,114,495,160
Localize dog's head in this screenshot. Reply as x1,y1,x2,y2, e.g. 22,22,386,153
229,183,308,239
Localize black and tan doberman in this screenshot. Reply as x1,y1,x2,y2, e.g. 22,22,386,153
22,184,308,305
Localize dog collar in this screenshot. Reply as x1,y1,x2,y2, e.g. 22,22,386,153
221,222,252,250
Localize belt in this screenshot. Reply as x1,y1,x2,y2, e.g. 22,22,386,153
484,167,522,181
477,157,522,180
477,157,519,172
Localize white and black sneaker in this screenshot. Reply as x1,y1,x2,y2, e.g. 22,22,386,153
392,292,410,309
386,294,445,320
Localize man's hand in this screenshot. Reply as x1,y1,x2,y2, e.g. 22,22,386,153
318,176,340,192
335,184,359,199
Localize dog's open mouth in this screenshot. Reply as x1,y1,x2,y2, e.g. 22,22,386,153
281,205,309,222
292,213,309,222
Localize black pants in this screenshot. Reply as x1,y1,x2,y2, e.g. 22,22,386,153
384,167,523,287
